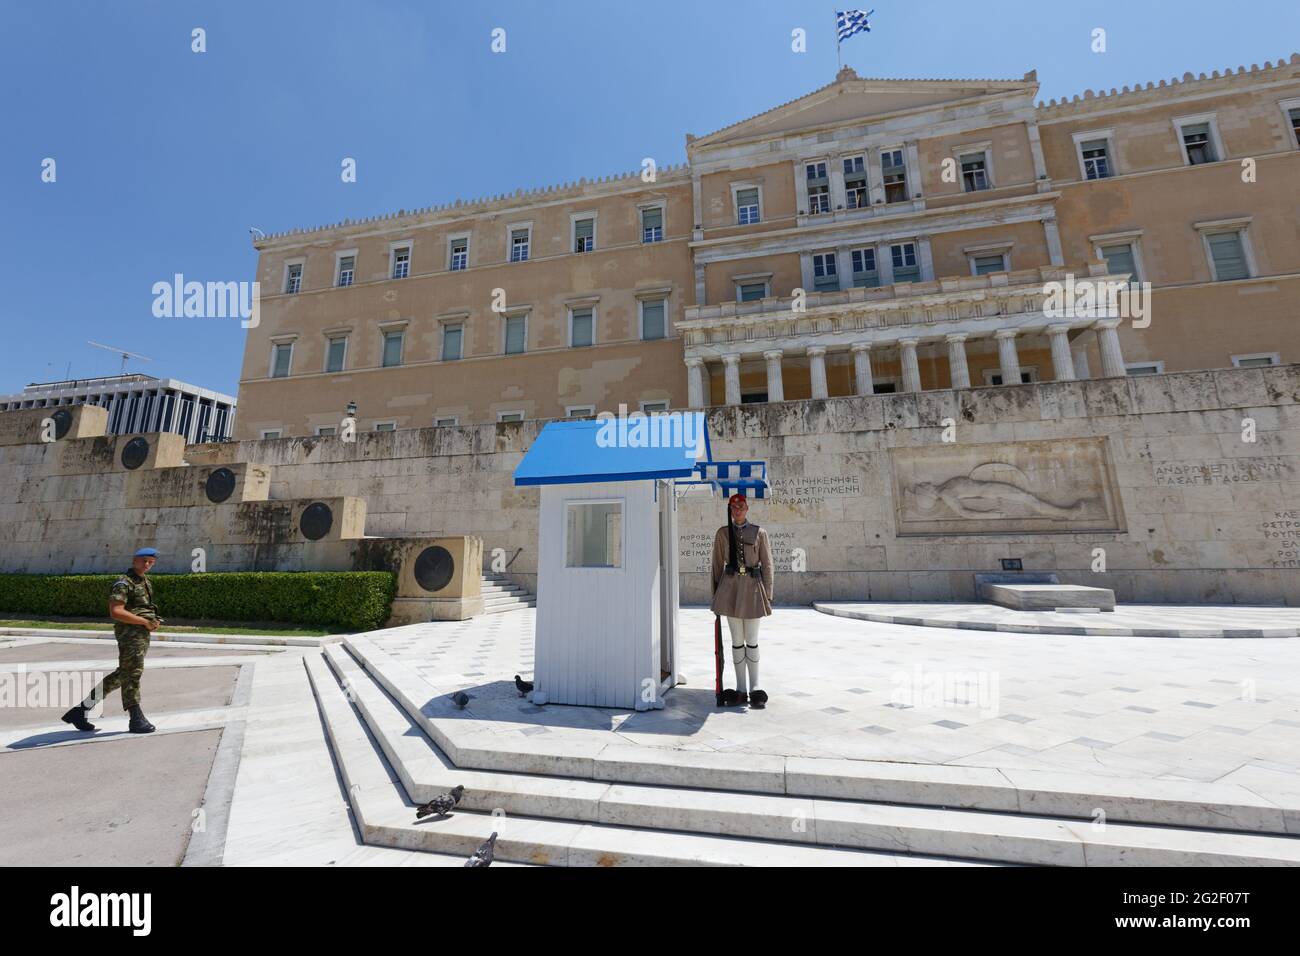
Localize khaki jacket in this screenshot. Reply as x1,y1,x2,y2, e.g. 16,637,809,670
710,522,774,619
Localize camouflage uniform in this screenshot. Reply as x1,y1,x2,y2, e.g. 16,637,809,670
89,570,159,710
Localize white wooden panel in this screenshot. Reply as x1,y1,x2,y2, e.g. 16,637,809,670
535,480,658,709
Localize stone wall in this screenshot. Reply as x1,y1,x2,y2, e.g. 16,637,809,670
2,365,1298,607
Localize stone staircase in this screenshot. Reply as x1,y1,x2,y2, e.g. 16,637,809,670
480,572,535,615
306,638,1300,867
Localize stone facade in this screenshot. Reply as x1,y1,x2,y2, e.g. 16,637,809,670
4,365,1297,608
235,56,1300,438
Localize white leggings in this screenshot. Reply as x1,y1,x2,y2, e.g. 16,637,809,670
725,617,761,694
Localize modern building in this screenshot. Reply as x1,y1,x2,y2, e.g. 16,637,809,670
0,374,237,442
234,55,1300,438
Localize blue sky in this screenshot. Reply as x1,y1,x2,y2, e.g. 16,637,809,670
3,0,1297,398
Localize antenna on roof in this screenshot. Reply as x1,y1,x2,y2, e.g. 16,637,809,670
87,340,154,376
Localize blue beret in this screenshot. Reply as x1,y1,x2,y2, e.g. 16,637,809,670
134,548,159,557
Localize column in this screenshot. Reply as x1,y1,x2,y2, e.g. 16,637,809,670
1047,324,1076,381
898,338,922,392
763,350,785,403
852,343,875,396
995,329,1021,385
686,358,706,408
722,353,741,406
945,333,971,389
1072,347,1092,380
1095,319,1127,378
807,346,828,399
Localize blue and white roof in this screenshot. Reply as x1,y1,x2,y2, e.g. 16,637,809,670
513,412,712,486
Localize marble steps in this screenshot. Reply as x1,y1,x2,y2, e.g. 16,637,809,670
320,644,1300,867
305,651,965,867
342,635,1300,838
479,575,536,614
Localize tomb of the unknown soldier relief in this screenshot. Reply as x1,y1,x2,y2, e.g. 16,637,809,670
5,5,1300,887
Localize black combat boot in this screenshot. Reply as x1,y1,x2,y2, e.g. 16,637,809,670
128,705,155,734
61,705,97,732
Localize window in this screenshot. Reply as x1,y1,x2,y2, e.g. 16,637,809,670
1206,231,1250,281
336,255,355,287
806,162,830,214
1099,242,1140,283
640,298,666,340
1080,139,1112,179
441,324,463,362
985,368,1039,386
1290,107,1300,148
271,342,293,378
1231,353,1280,368
504,315,527,354
736,187,760,225
315,426,337,437
812,252,839,292
1125,362,1164,376
881,149,908,203
449,237,468,271
851,248,879,287
284,263,303,294
391,246,410,279
640,400,669,414
497,411,524,423
565,405,596,418
972,253,1006,275
740,390,768,404
1178,120,1218,165
325,336,347,373
510,228,530,262
573,217,594,253
374,421,397,432
873,381,897,395
843,156,868,209
382,330,404,367
960,152,990,191
738,281,767,302
260,429,282,440
565,501,623,568
435,416,459,426
570,308,594,348
890,242,920,283
641,206,664,243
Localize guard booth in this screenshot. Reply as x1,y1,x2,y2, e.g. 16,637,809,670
513,412,766,711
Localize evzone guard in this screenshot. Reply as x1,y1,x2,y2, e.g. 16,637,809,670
710,492,773,708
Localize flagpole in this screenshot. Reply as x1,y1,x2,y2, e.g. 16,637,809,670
834,10,842,72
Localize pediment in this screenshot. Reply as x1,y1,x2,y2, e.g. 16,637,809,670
692,71,1036,150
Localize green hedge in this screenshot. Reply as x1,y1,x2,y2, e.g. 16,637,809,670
0,571,397,633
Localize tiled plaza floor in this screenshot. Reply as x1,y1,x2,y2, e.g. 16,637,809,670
366,607,1300,791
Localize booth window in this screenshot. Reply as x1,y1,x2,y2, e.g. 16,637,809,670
565,501,623,568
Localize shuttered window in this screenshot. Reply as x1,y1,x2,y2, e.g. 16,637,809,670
570,308,593,347
641,299,666,340
1207,232,1249,281
505,315,526,354
382,331,404,367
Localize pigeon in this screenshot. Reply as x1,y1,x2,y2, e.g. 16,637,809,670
415,784,465,820
465,832,497,867
451,691,470,709
514,675,534,696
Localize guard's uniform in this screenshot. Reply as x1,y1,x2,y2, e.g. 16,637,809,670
710,520,774,698
90,570,159,710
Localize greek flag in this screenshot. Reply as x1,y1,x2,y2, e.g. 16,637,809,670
692,460,768,499
836,9,873,43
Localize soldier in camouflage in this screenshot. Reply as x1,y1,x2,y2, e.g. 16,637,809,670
61,547,162,734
